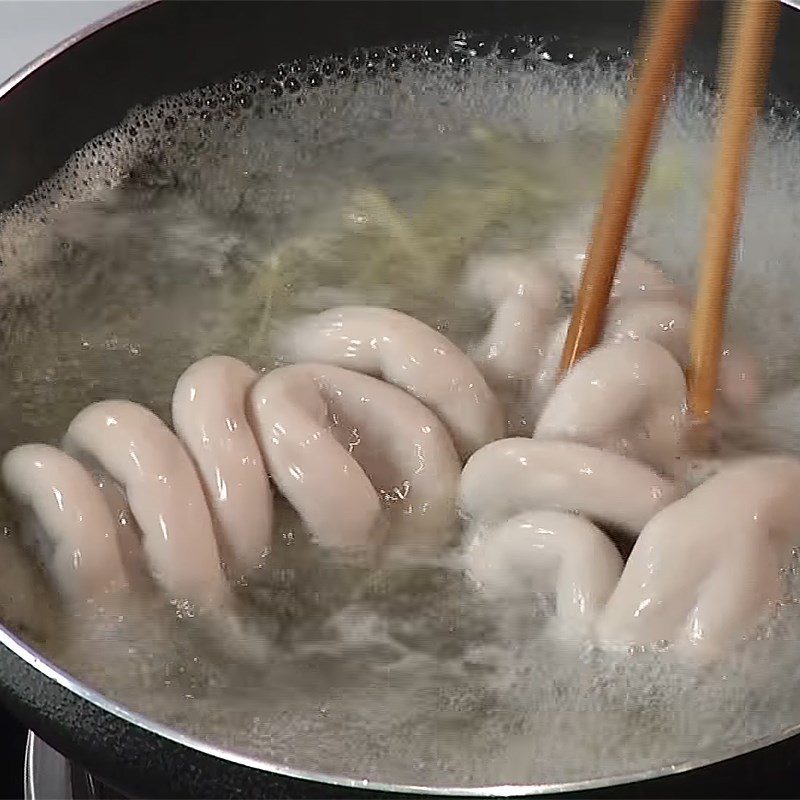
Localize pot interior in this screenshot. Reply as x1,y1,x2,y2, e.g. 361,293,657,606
2,1,800,794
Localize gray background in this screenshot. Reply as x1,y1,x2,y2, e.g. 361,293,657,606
0,0,129,85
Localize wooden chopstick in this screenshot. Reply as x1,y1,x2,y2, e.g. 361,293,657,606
687,0,780,422
559,0,698,375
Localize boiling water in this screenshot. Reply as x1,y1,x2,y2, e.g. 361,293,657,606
2,37,800,789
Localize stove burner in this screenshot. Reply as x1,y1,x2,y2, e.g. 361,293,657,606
25,732,130,800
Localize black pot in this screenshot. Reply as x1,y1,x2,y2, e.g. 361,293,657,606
2,2,800,797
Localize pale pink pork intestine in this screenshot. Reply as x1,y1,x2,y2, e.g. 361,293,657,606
275,305,507,459
464,236,761,432
457,234,798,662
2,239,796,664
2,315,475,607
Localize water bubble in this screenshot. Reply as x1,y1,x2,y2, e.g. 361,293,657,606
497,36,530,61
424,41,447,63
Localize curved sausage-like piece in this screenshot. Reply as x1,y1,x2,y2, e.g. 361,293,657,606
463,254,562,436
473,293,549,384
62,400,227,606
464,254,561,309
532,303,759,427
1,444,128,599
532,316,570,414
603,298,692,358
464,253,561,380
464,510,623,629
551,228,682,301
276,306,506,458
534,340,687,476
605,299,761,415
717,346,763,415
612,251,684,301
549,227,759,415
597,456,800,660
248,363,461,550
460,438,680,538
90,470,148,586
172,356,272,576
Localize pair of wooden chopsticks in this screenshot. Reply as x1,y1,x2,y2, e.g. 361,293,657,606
559,0,781,424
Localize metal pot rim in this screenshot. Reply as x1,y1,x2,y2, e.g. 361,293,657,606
6,605,800,797
2,0,800,794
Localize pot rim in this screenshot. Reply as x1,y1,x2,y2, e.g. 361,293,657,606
5,609,799,797
2,0,800,795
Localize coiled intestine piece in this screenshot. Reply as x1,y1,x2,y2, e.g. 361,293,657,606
248,363,460,550
550,228,683,302
464,509,623,630
534,340,687,476
458,242,790,657
172,356,272,575
597,456,800,660
463,254,562,386
462,254,562,435
559,237,761,416
63,400,229,606
459,437,650,630
1,445,128,600
604,299,761,416
4,350,463,602
460,437,677,633
460,438,680,538
276,306,506,458
467,236,761,426
91,471,147,583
